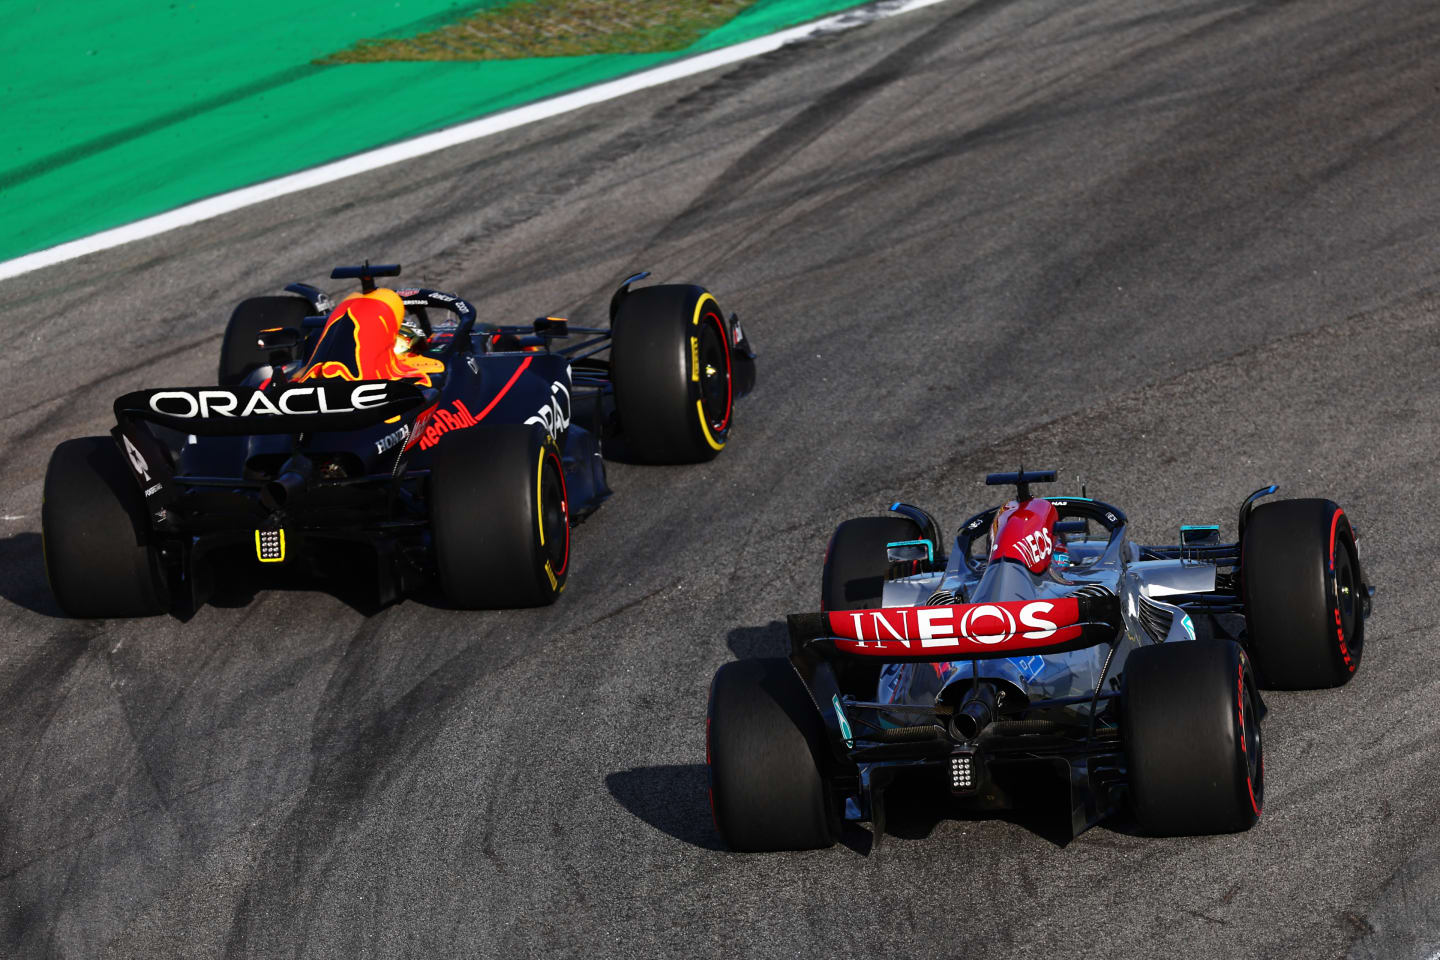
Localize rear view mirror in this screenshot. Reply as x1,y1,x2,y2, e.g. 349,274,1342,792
256,327,302,351
1180,524,1220,547
886,539,934,564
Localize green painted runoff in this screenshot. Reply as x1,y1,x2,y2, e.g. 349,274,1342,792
2,0,874,264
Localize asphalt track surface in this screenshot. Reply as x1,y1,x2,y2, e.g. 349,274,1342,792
2,0,1439,957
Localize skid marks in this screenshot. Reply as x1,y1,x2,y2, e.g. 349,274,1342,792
222,612,517,957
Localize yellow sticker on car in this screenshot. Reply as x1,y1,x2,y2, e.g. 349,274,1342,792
255,528,286,562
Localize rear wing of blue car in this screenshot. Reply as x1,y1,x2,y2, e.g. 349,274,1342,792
109,380,428,522
113,381,426,436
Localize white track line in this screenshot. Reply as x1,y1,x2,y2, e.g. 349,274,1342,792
0,0,953,283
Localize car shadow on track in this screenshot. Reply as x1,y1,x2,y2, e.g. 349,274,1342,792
604,762,1074,854
190,549,396,619
881,783,1077,849
725,620,789,659
0,532,63,617
604,764,880,855
605,764,726,851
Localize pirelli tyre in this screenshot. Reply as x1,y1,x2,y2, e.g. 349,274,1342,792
1241,498,1364,689
707,657,835,852
219,295,313,386
429,423,569,608
821,516,924,610
1122,639,1263,836
610,284,734,464
42,437,168,618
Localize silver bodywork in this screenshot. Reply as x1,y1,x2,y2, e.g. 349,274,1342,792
774,481,1370,841
875,525,1214,716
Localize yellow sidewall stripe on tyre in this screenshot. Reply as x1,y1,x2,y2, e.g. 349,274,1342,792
691,293,726,452
536,444,547,550
536,440,560,592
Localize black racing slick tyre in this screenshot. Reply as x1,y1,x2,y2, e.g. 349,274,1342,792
707,658,835,852
1122,640,1263,836
42,437,167,618
610,284,734,464
821,516,924,611
429,424,569,608
219,295,313,386
1241,498,1364,689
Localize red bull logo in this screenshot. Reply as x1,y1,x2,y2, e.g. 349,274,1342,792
297,289,441,387
416,399,481,450
406,356,536,453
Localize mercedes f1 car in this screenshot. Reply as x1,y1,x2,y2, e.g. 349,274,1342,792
42,263,756,617
707,470,1373,850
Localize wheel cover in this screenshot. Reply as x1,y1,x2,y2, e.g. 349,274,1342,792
538,448,569,579
1237,661,1264,817
697,311,732,437
1332,536,1358,664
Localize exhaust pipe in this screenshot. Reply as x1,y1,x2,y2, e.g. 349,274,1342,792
261,454,313,511
949,682,998,741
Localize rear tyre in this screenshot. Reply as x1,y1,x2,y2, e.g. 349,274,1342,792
42,437,167,618
219,295,313,385
1122,640,1263,836
821,516,924,610
1241,498,1363,689
430,424,569,608
610,284,734,464
707,658,835,852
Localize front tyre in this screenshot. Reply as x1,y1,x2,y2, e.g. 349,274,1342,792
42,437,168,618
219,295,313,386
1241,498,1364,689
707,658,835,852
610,284,734,464
821,516,924,610
1122,640,1263,836
430,425,569,608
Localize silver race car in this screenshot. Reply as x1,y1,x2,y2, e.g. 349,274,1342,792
707,470,1373,850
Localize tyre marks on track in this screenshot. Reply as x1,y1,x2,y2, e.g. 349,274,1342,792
222,611,518,957
637,0,1013,272
0,328,223,474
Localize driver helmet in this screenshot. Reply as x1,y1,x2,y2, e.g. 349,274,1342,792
394,311,426,355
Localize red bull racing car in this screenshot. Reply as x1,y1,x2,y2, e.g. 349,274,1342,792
42,263,756,617
707,470,1373,850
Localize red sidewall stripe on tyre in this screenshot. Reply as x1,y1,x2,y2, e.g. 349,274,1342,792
1237,657,1262,818
1328,507,1354,672
705,710,720,835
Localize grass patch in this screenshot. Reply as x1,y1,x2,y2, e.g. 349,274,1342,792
318,0,759,63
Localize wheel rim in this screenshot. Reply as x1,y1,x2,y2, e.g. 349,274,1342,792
539,449,569,579
697,312,732,436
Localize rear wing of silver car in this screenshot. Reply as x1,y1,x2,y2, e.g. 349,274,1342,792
786,593,1123,663
784,593,1126,771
